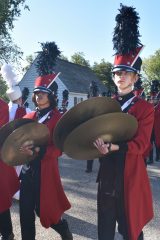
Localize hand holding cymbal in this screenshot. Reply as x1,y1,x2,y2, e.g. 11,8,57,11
93,138,119,155
19,140,40,157
1,122,49,166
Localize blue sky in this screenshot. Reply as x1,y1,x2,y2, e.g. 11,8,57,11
11,0,160,65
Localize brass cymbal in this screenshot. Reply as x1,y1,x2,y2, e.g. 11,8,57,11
53,97,121,150
1,122,50,166
0,118,35,147
63,112,138,160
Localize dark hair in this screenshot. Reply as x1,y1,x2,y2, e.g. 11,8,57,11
32,92,57,109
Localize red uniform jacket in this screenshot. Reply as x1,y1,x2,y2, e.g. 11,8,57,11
153,102,160,147
14,107,28,119
8,101,31,121
0,98,20,213
125,98,154,240
23,108,71,228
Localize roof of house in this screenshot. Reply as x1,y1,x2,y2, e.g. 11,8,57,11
20,57,107,94
54,58,107,94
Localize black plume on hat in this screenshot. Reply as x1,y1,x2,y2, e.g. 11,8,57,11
63,90,69,100
36,41,61,76
134,77,143,90
113,3,142,55
22,87,29,102
150,80,160,93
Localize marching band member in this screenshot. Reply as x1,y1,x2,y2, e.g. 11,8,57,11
94,5,154,240
19,42,73,240
0,64,31,122
0,98,19,240
148,81,160,164
1,63,31,200
59,89,69,114
85,81,99,173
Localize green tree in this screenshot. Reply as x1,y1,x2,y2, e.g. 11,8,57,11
0,75,8,101
92,59,114,93
0,0,29,35
59,54,69,61
0,0,29,63
143,49,160,81
71,52,90,67
22,54,36,73
0,35,23,64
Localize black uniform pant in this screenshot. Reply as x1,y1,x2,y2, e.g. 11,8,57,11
97,183,143,240
0,209,13,239
86,160,94,171
20,168,41,240
149,131,160,162
20,167,66,240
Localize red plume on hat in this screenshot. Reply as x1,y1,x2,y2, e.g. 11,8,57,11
112,4,143,73
34,42,61,94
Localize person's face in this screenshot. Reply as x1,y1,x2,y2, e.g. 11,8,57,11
14,97,22,106
35,91,50,109
113,71,138,92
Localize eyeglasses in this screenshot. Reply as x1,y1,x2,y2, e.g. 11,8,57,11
114,71,135,77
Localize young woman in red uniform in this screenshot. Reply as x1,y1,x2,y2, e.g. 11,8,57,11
93,5,154,240
19,74,73,240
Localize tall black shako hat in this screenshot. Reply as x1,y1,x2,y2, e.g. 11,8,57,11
34,42,61,94
112,4,144,74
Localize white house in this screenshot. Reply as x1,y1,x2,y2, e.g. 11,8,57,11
19,57,107,110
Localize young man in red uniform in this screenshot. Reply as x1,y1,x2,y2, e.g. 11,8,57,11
0,98,20,240
93,4,154,240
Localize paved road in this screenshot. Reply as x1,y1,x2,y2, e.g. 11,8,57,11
11,155,160,240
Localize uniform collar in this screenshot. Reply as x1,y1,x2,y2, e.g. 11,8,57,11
36,106,53,119
116,91,135,105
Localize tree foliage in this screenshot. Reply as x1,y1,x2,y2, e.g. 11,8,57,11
0,0,29,63
143,49,160,81
59,54,69,61
142,49,160,95
92,59,114,93
0,0,29,35
0,35,23,64
71,52,90,67
0,75,9,101
22,54,36,73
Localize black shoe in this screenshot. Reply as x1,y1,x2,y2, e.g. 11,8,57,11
1,233,15,240
52,219,73,240
147,160,153,164
138,231,144,240
155,158,160,162
60,219,73,240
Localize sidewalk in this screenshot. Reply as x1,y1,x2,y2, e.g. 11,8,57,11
11,154,160,239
